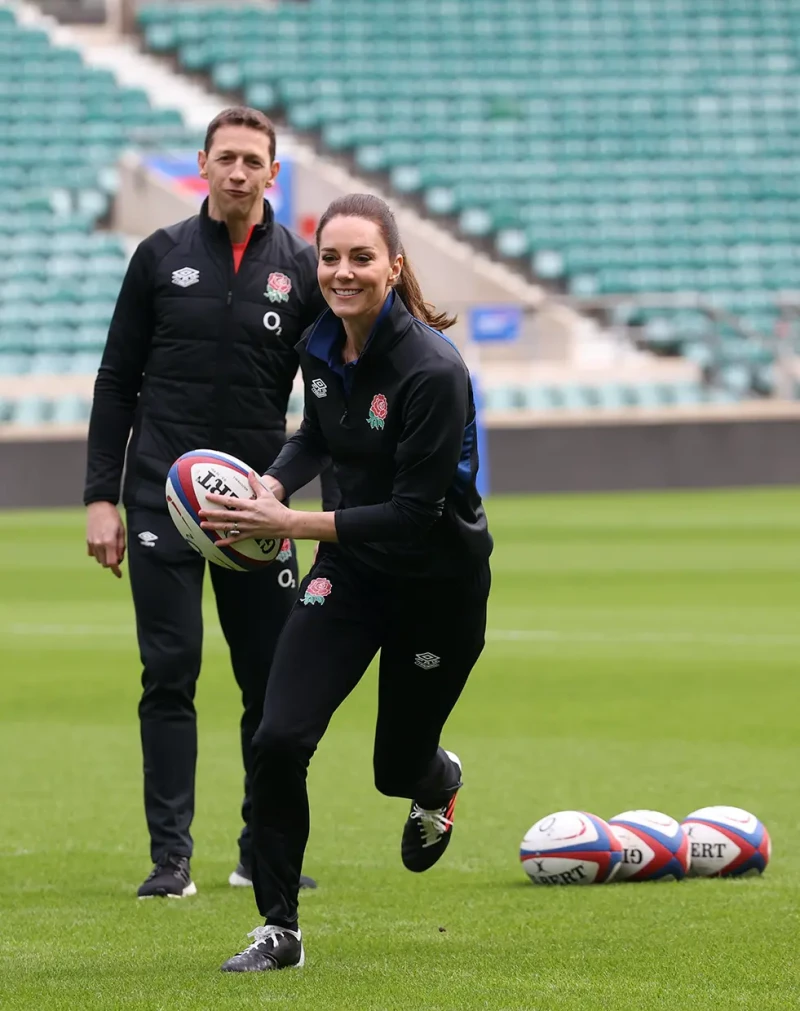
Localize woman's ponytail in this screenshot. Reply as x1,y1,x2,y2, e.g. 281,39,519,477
393,251,457,331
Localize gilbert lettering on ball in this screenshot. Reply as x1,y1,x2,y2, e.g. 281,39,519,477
609,810,691,882
681,806,771,878
165,449,280,572
520,811,623,885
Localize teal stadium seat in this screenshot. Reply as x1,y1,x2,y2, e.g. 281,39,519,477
12,395,51,426
51,395,91,424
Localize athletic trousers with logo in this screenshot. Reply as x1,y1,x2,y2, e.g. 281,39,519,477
249,544,492,929
126,507,299,866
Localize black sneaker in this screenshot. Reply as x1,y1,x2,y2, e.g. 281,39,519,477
401,751,462,873
228,862,318,890
137,855,196,899
220,925,304,972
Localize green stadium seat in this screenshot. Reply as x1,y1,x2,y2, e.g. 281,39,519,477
596,384,633,410
12,395,50,426
51,395,91,424
30,352,74,375
484,386,522,411
0,353,32,375
69,351,102,374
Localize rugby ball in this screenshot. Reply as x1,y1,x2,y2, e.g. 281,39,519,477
520,811,623,884
681,806,771,878
165,449,280,572
609,810,691,882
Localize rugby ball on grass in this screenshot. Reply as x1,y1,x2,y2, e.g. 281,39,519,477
520,811,623,884
609,810,691,882
681,806,771,878
165,449,280,572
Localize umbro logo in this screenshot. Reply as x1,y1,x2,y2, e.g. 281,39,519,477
138,531,158,547
414,652,440,670
311,378,328,399
171,267,199,288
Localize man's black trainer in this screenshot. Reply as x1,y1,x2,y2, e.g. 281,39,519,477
137,855,196,898
228,862,318,890
401,751,462,873
220,925,304,972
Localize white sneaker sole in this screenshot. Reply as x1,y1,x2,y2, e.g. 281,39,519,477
228,870,252,887
138,881,197,899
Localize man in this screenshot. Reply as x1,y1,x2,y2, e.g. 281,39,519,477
84,107,326,898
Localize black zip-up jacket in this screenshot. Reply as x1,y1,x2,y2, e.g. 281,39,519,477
266,292,493,579
84,199,326,511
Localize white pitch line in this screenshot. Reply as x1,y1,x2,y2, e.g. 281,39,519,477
4,623,800,647
487,629,800,646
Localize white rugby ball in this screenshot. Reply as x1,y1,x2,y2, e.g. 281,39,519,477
609,810,691,882
165,449,280,571
520,811,623,884
681,806,771,878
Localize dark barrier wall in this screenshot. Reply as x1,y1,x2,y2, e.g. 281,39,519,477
487,417,800,493
0,438,323,510
1,415,798,509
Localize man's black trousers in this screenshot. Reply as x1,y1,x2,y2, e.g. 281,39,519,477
126,507,298,866
250,545,491,928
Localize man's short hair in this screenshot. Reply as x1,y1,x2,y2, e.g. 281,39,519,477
204,107,277,162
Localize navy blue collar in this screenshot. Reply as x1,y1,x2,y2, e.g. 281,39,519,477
307,290,395,374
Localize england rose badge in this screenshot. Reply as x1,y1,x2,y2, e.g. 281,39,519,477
265,272,292,303
367,393,388,430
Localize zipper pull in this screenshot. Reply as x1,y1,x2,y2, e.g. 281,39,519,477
340,409,348,425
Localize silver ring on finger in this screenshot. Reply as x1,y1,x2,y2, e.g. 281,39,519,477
229,528,240,538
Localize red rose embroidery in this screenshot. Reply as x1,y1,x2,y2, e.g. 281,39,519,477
303,577,332,605
265,272,292,303
367,393,388,429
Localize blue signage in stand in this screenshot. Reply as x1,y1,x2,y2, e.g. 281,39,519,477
469,305,522,343
471,373,490,498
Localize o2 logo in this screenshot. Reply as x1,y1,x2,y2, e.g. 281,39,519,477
263,311,282,335
278,568,296,589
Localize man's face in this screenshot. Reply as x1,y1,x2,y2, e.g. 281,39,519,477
198,124,279,220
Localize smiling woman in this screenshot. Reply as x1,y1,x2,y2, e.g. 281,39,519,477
201,193,494,976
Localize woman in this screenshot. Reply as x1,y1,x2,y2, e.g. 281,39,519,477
200,193,493,972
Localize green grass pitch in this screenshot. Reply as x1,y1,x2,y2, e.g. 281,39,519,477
1,489,799,1010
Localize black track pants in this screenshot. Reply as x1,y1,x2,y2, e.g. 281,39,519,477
126,507,299,865
250,546,491,928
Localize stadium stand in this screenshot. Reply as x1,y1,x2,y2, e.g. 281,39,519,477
136,0,800,400
3,0,799,434
0,3,196,427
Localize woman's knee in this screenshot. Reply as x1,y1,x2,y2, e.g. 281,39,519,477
252,721,310,764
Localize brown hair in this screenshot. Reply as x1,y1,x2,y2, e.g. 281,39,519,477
204,106,277,163
315,194,457,330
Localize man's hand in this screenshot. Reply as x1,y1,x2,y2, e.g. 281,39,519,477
86,501,126,579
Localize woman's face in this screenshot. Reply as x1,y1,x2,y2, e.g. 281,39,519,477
317,215,402,323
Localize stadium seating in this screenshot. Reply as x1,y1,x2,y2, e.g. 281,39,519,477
0,6,195,423
137,0,800,396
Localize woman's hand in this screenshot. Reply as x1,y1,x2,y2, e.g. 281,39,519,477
200,472,290,546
